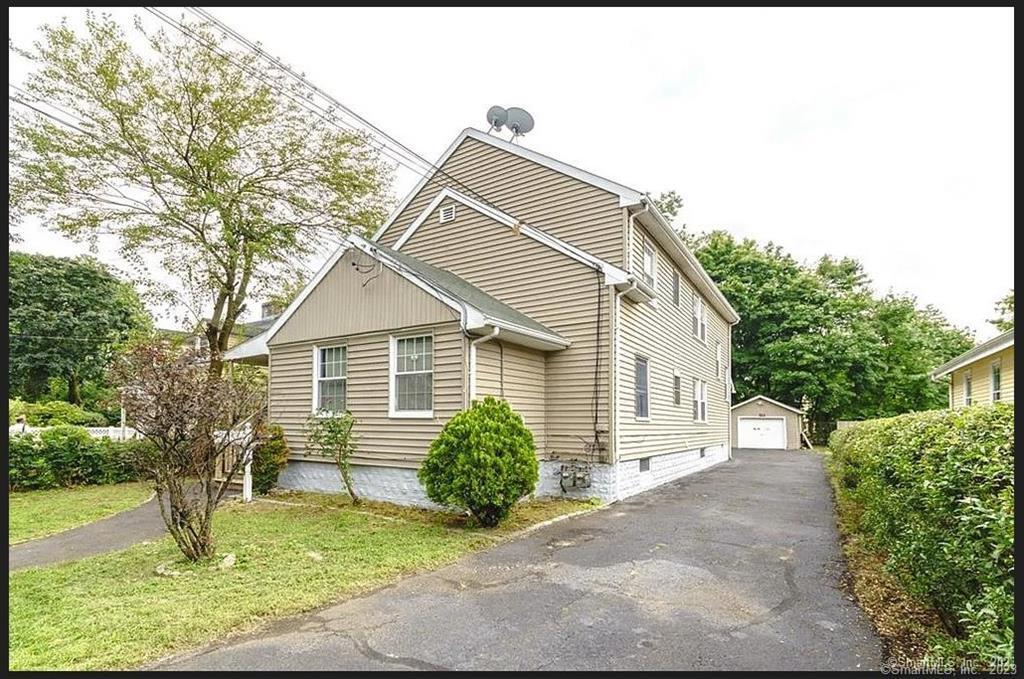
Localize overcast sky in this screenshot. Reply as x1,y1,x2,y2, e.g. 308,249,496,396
9,7,1014,339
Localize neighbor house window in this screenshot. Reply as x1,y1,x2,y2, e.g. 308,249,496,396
991,360,1002,402
692,378,708,422
390,335,433,416
673,373,682,406
963,371,972,406
634,356,650,419
672,270,681,306
641,239,656,287
692,293,707,342
314,345,347,413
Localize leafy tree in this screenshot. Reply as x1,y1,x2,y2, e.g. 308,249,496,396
652,190,683,220
691,231,972,422
988,290,1014,331
112,342,267,561
9,252,150,404
306,411,360,504
10,13,393,376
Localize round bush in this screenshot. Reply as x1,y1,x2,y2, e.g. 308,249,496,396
418,396,538,527
39,425,105,486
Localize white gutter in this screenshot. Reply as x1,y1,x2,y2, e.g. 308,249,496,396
611,280,637,502
468,327,500,403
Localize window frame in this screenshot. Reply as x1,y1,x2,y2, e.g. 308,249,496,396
673,371,682,407
641,238,657,288
634,355,651,421
990,359,1002,402
716,342,723,379
963,370,973,406
692,293,707,343
312,344,348,416
692,377,708,423
389,333,435,419
672,270,681,306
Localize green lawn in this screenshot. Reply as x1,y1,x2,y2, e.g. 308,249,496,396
9,495,593,670
9,482,154,544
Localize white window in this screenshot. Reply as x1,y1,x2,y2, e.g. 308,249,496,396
634,356,650,419
672,270,680,306
963,371,972,406
390,335,434,417
692,378,708,423
313,345,347,414
716,343,723,379
673,373,682,406
641,239,656,287
692,293,707,342
439,204,456,223
991,360,1002,402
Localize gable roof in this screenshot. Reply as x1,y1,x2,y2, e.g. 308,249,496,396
731,394,804,414
392,186,630,285
255,233,569,354
371,127,738,325
931,328,1014,379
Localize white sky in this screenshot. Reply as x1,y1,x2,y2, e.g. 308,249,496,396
9,7,1014,339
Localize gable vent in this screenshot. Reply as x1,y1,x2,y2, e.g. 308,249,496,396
439,204,456,223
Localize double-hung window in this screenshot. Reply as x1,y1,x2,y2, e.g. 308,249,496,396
314,345,347,414
963,371,973,406
990,360,1002,402
672,270,681,306
641,239,656,288
692,293,707,342
634,356,650,419
692,378,708,423
673,373,682,406
391,335,433,417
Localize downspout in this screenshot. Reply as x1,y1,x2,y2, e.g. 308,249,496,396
611,280,637,502
628,202,650,271
468,327,500,405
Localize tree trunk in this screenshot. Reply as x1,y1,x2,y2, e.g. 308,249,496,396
67,370,81,405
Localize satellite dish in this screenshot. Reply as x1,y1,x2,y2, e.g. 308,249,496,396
506,107,534,136
486,105,508,132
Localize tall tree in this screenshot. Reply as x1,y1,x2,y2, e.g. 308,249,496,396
988,290,1014,331
10,13,393,376
9,252,151,403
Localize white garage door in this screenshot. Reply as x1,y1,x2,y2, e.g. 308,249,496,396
738,417,786,449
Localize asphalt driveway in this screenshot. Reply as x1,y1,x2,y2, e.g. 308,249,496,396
157,449,880,671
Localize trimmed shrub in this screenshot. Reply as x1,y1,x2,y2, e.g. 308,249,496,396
419,396,538,527
15,400,108,427
8,426,148,490
828,404,1014,665
252,424,290,495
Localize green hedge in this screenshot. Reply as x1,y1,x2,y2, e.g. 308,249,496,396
828,404,1014,665
9,426,150,490
8,399,108,427
252,424,289,495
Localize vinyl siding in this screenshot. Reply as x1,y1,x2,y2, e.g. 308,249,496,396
731,399,803,450
270,249,458,346
617,223,731,460
377,137,625,266
475,340,547,452
948,346,1014,407
269,322,465,467
398,202,610,461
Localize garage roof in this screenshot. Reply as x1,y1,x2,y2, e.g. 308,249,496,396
731,395,804,415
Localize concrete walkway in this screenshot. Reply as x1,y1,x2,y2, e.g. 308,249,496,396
9,494,168,571
157,450,881,671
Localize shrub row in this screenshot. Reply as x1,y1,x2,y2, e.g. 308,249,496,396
828,404,1014,665
9,399,109,427
9,426,151,490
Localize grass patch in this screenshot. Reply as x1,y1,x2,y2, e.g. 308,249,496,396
828,474,948,663
9,482,153,544
9,494,595,670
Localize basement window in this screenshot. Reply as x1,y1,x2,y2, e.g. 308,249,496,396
639,457,651,472
439,204,456,223
699,447,706,459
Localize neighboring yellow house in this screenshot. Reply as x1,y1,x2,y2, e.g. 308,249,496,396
932,329,1014,407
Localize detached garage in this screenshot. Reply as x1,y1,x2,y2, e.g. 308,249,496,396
731,395,804,450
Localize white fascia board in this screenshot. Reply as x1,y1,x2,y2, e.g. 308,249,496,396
393,185,630,285
730,394,804,415
931,333,1015,379
479,316,571,350
634,201,740,325
372,127,644,243
265,243,351,344
224,330,269,360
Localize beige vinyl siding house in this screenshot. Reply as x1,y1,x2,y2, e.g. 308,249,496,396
932,329,1014,407
229,127,739,505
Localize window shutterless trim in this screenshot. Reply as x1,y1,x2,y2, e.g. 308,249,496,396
634,355,651,421
389,333,434,418
312,343,347,416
